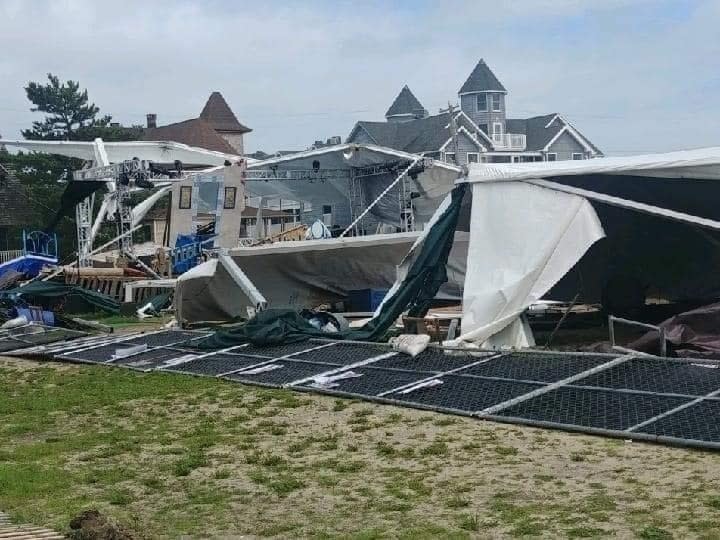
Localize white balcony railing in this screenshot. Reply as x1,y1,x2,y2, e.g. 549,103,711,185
491,133,526,151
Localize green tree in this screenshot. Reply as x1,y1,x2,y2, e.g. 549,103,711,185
22,73,110,140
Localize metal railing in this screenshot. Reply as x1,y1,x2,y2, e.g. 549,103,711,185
608,315,667,357
491,133,527,150
0,249,23,263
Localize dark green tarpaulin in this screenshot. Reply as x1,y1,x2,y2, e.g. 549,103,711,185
46,180,106,231
197,183,468,349
0,280,120,314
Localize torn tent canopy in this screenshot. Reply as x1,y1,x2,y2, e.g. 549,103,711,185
197,308,332,348
0,280,120,314
197,183,468,348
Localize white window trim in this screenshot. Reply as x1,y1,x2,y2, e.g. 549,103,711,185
492,122,503,135
467,152,480,163
572,153,584,160
438,126,487,152
542,121,596,155
491,94,502,112
546,153,557,161
444,152,456,164
476,94,488,112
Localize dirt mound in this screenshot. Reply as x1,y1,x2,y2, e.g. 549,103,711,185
68,510,135,540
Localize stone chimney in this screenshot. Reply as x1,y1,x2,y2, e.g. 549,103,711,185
146,113,157,129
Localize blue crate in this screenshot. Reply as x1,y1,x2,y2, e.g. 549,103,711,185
348,288,388,312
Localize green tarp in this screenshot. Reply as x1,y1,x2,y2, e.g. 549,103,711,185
0,280,120,314
197,183,467,349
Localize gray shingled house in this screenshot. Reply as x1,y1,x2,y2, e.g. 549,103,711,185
348,59,602,165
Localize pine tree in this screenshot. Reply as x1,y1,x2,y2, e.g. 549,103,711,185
22,74,110,140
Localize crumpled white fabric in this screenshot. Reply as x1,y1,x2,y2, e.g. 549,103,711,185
449,181,605,348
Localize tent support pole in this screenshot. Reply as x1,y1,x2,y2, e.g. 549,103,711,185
339,157,421,238
524,178,720,231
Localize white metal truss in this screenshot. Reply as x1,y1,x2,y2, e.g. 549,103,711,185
245,169,351,181
73,150,178,264
75,193,94,267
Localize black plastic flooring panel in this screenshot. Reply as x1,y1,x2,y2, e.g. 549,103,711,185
19,336,720,450
163,353,271,377
0,328,85,352
634,399,720,443
121,330,210,348
370,349,491,373
459,352,615,383
225,360,339,387
110,348,199,372
229,342,334,358
574,357,720,397
298,366,431,396
388,375,543,414
61,342,141,363
289,343,393,365
494,386,691,431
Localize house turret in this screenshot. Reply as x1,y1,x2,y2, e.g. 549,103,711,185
459,59,507,143
385,85,427,122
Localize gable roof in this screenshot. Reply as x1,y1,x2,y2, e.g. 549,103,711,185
352,113,484,154
385,85,425,118
506,114,602,155
459,59,507,94
142,118,240,154
199,92,252,134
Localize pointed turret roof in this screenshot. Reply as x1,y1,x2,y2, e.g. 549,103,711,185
199,91,252,134
458,59,506,94
385,85,426,118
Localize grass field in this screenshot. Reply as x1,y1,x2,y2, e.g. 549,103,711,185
2,357,720,539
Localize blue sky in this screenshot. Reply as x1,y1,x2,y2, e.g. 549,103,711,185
0,0,718,155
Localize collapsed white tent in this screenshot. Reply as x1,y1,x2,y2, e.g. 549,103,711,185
0,139,249,167
175,254,266,324
379,146,720,349
246,143,462,230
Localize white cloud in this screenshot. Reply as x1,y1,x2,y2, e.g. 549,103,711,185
0,0,718,154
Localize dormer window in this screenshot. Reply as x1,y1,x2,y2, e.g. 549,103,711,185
476,94,487,112
491,94,502,112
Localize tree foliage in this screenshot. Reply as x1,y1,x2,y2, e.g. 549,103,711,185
2,75,144,257
22,74,108,140
21,73,143,142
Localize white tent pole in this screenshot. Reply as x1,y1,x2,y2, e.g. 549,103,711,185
525,178,720,231
339,157,420,238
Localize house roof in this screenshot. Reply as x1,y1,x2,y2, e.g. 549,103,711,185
385,85,425,118
355,113,460,154
142,118,240,154
0,164,33,227
507,114,603,155
351,111,601,156
353,113,491,154
458,59,507,94
199,92,252,134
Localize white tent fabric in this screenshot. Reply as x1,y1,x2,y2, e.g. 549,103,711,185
0,139,248,166
246,144,461,228
466,146,720,183
175,257,266,323
131,186,171,227
448,182,604,347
